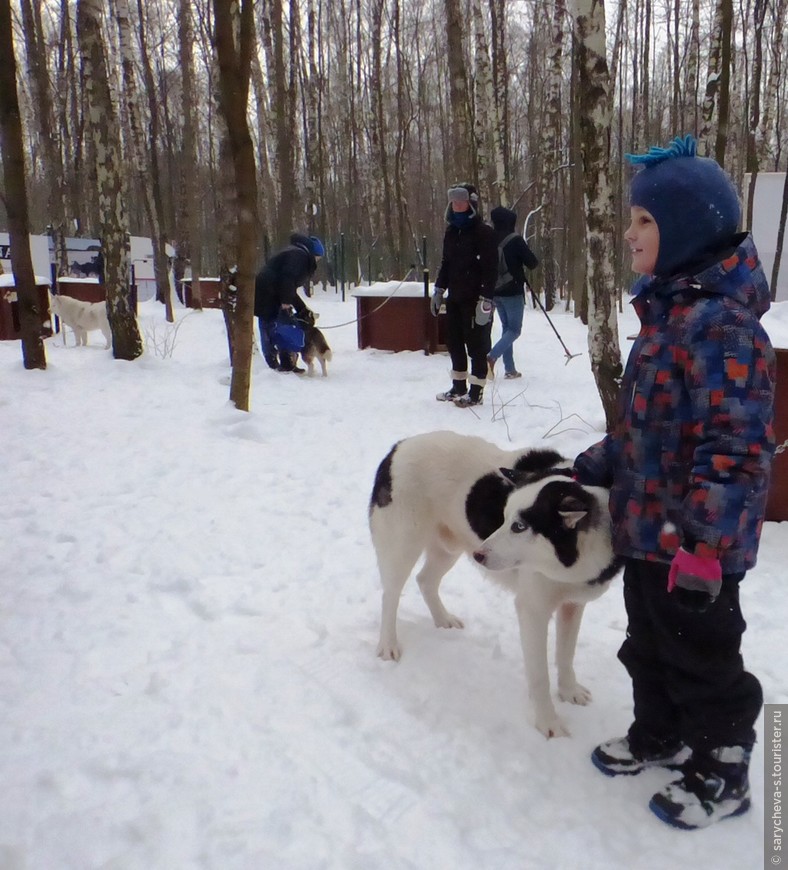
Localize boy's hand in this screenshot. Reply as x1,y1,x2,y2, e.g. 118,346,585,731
667,548,722,612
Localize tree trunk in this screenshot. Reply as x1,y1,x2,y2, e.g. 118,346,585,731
758,0,786,171
116,0,174,320
135,0,173,318
444,0,474,182
489,0,509,203
770,169,788,302
471,0,494,204
271,0,295,241
571,0,622,429
77,0,143,361
179,0,202,310
537,0,567,310
686,0,701,136
19,0,67,280
714,0,733,165
699,0,724,155
744,0,766,229
213,0,260,412
0,0,46,369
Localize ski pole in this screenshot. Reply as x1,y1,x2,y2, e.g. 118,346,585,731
529,286,582,363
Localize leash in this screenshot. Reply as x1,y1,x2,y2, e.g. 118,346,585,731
302,276,413,330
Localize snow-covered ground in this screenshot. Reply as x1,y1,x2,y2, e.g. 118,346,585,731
1,285,786,870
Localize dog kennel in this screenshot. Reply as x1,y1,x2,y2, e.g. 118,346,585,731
0,275,52,341
353,283,446,354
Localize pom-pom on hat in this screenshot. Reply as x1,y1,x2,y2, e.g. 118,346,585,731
628,134,740,277
308,236,325,258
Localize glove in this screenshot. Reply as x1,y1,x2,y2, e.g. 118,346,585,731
667,548,722,612
475,297,493,326
430,287,445,317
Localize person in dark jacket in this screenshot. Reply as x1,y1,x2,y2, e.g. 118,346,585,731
254,233,324,372
488,206,539,379
430,183,498,407
574,135,775,830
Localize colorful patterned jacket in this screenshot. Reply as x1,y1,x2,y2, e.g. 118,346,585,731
575,233,776,573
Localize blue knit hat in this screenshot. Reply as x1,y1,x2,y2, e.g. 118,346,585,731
308,236,325,257
628,135,740,276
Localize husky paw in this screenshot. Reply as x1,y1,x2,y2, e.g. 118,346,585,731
376,641,401,662
434,613,464,630
558,682,592,706
534,711,570,739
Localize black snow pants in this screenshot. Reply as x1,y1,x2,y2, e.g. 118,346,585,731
618,558,762,753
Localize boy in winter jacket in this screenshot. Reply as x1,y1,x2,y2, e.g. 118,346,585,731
574,135,775,830
488,206,539,378
254,233,323,372
430,184,498,407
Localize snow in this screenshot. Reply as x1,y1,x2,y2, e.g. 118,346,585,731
1,287,786,870
0,274,51,287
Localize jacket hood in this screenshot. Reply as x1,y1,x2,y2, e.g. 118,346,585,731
490,206,517,232
289,233,312,252
636,234,771,320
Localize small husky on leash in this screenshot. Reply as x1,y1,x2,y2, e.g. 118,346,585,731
369,430,621,738
49,293,112,348
298,309,332,376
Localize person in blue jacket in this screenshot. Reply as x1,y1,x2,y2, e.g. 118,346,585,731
254,233,324,372
574,135,776,830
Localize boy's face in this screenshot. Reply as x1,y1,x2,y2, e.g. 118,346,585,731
625,206,660,275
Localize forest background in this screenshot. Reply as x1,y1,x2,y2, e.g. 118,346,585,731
1,0,787,411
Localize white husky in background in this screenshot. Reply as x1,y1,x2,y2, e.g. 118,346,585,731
49,293,112,348
369,430,621,738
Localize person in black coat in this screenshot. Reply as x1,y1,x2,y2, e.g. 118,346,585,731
254,233,324,372
430,184,498,407
488,206,539,379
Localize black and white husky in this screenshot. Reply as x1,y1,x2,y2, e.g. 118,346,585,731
369,430,621,738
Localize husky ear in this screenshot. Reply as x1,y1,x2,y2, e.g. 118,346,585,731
558,495,588,529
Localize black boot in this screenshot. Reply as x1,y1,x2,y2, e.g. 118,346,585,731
436,378,467,402
592,733,690,777
649,745,752,829
454,384,483,407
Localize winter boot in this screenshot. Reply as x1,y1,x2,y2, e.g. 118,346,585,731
649,746,752,830
591,734,690,777
454,383,484,407
436,372,468,402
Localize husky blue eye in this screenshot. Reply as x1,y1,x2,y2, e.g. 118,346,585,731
511,521,527,533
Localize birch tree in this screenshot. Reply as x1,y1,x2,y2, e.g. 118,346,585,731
537,0,567,309
135,0,172,312
116,0,173,320
0,0,46,369
570,0,622,428
471,0,494,204
699,0,725,155
77,0,143,361
489,0,509,202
